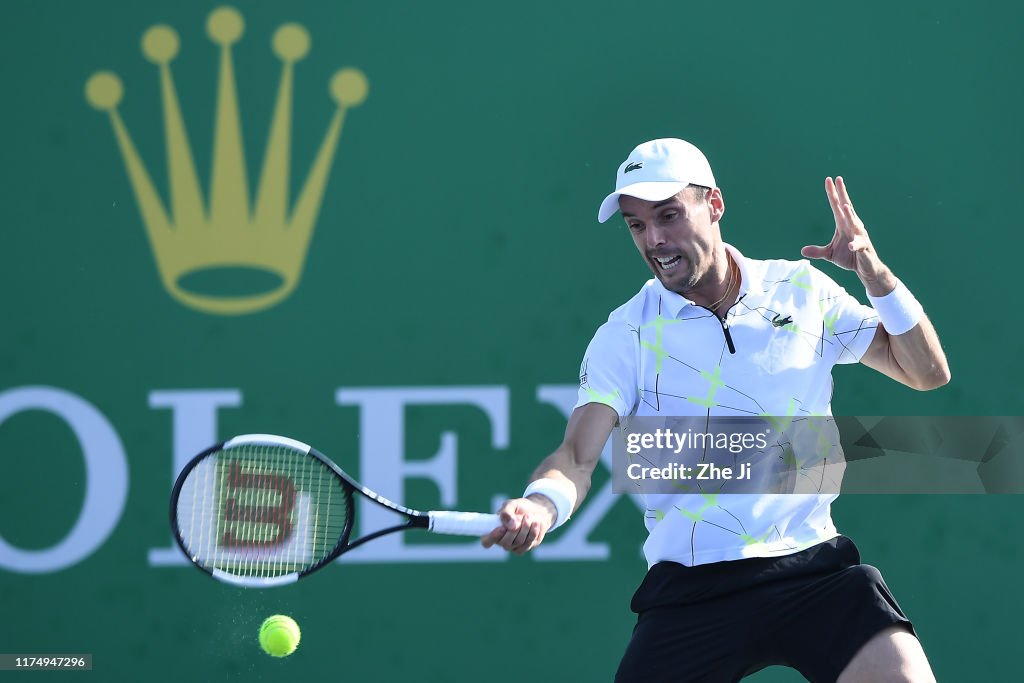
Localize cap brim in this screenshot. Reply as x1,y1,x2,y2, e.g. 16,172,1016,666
597,181,688,223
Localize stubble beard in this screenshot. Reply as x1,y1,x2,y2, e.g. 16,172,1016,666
655,253,701,294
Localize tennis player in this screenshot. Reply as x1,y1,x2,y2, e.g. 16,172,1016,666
484,139,949,682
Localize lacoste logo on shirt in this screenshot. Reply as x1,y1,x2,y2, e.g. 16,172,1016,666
624,162,644,173
771,313,793,328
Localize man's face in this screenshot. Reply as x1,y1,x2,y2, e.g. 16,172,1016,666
619,187,723,294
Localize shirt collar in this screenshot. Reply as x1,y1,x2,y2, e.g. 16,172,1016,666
652,242,760,318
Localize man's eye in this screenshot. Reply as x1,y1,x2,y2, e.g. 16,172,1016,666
662,211,678,221
628,223,644,232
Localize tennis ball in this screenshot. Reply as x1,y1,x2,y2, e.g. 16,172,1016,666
259,615,301,657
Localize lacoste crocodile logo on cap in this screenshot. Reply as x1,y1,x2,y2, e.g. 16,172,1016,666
624,162,643,173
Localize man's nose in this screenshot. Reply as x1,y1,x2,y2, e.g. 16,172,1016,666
646,223,667,250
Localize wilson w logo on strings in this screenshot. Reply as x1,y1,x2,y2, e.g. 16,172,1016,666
220,461,297,548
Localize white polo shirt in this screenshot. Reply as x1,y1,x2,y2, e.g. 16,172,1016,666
575,244,879,567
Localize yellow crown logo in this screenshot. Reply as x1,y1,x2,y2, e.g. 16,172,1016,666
85,6,367,315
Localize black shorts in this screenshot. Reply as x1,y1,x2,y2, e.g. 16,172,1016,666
614,536,916,683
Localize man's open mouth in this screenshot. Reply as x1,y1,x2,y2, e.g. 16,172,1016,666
654,255,682,271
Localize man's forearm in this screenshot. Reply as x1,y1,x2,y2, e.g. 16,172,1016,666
861,265,951,390
526,445,593,527
884,315,951,390
517,402,618,529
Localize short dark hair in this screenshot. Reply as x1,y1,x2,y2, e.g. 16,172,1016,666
686,184,711,201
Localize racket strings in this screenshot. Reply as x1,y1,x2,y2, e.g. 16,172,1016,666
175,443,350,579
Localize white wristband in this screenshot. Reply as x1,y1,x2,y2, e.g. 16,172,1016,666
523,478,577,530
867,278,923,335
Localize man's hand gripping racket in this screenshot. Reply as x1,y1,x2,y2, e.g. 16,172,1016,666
482,497,557,555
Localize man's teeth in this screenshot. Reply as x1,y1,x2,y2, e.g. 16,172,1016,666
655,256,682,269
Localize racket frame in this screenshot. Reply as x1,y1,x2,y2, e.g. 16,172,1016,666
169,433,433,586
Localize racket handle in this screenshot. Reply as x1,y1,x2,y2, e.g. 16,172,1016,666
427,511,502,537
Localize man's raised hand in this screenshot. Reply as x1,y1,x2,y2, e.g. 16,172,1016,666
802,176,891,287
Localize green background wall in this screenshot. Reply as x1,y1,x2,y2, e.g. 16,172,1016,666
1,0,1020,680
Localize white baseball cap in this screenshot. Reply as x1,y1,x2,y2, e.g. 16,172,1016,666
597,138,717,223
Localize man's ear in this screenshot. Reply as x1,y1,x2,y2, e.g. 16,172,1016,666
708,187,725,222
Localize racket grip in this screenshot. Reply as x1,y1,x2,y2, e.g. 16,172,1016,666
427,511,502,536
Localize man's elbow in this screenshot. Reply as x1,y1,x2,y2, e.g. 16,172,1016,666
913,365,951,391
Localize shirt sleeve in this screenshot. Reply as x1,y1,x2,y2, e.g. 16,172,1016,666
810,265,879,365
573,320,639,417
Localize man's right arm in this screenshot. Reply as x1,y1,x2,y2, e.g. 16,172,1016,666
481,401,619,555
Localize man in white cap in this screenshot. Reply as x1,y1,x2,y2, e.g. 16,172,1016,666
484,139,949,681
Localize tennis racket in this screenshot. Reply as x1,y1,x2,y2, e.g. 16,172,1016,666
170,433,501,587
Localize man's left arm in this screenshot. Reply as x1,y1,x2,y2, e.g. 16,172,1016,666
802,176,951,391
857,276,950,390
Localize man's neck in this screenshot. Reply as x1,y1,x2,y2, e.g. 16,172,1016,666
683,245,740,315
